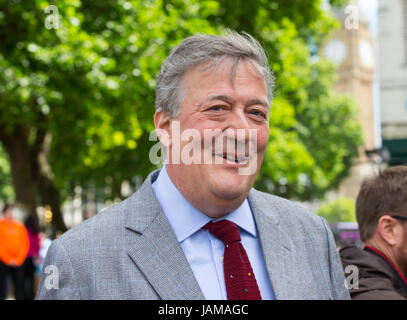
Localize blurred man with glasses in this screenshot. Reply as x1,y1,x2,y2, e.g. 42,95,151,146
340,166,407,299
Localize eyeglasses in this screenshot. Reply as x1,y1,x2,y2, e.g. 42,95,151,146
391,215,407,222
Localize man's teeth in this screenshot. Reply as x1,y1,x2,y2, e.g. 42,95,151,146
214,153,249,163
221,154,240,162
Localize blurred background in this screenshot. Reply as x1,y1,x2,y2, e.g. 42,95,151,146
0,0,406,297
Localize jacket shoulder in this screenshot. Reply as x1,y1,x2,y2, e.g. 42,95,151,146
351,281,407,300
249,188,326,231
340,244,407,300
55,196,131,250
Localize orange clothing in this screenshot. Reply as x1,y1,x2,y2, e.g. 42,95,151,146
0,218,29,266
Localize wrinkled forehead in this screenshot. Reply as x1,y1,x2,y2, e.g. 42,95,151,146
183,57,268,100
200,56,264,79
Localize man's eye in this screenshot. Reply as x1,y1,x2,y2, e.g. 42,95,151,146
209,105,225,111
250,110,266,118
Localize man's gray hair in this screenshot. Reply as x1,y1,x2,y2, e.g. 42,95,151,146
155,30,274,118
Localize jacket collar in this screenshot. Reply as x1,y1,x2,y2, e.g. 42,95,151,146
364,246,407,295
247,189,297,299
125,169,205,300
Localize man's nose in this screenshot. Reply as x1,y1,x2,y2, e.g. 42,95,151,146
227,106,250,132
222,107,252,155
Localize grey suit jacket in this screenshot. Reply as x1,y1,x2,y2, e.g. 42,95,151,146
36,170,350,300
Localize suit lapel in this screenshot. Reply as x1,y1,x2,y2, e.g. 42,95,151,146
248,190,298,300
125,170,204,300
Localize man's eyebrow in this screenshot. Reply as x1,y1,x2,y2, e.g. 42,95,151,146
246,99,269,109
199,95,269,109
204,95,236,105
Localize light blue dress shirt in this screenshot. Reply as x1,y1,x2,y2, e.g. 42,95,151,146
151,165,275,300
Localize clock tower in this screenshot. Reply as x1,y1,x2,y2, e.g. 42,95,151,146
322,5,377,199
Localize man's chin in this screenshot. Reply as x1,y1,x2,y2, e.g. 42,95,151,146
212,163,256,181
210,176,252,201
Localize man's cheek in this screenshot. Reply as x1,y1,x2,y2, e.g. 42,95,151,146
256,132,269,153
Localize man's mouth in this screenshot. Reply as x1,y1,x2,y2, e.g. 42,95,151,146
214,153,250,164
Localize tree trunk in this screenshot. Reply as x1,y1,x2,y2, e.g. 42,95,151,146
31,131,67,235
37,172,67,235
0,124,67,236
0,125,37,217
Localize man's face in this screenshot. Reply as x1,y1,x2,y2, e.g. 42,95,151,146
165,58,270,217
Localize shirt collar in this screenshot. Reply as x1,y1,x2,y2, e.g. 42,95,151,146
152,165,257,243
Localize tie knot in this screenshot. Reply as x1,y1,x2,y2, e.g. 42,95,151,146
203,220,241,245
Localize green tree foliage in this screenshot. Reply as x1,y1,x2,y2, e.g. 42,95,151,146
258,58,362,200
0,0,219,231
0,0,362,232
211,0,362,199
316,197,357,223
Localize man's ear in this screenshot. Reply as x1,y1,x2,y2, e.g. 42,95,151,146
377,215,398,247
154,108,172,148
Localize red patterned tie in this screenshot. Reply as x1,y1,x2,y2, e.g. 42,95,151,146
203,220,262,300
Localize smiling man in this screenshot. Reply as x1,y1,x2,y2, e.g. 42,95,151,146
37,31,349,300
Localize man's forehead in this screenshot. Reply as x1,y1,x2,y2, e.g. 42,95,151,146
190,57,264,80
183,58,268,100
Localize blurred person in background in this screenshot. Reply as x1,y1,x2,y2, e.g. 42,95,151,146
37,229,52,274
340,166,407,300
0,204,29,300
23,214,40,300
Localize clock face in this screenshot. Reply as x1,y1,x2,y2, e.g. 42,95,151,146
359,40,374,69
324,39,347,65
